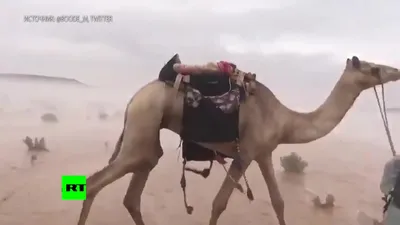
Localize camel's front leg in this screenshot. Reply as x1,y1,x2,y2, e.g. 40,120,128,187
209,158,251,225
256,152,286,225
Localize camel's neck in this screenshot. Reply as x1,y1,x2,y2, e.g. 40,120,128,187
281,78,362,143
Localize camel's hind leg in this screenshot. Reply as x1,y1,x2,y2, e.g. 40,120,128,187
209,158,251,225
77,157,137,225
123,170,151,225
77,135,162,225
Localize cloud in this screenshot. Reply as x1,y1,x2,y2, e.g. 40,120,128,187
0,0,399,90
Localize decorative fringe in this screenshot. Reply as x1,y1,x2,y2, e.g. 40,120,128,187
177,138,255,215
180,159,194,214
184,160,212,178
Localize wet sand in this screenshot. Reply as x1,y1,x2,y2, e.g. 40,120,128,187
0,117,392,225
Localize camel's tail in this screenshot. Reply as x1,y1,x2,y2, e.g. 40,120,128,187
108,131,124,164
108,97,132,164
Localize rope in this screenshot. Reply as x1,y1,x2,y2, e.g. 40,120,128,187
373,82,396,156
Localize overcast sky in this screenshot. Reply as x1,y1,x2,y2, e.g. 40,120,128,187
0,0,399,104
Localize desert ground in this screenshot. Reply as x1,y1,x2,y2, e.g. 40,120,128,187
0,81,398,225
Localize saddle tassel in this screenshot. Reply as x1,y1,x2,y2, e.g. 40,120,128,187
180,159,194,214
184,160,213,178
233,139,254,201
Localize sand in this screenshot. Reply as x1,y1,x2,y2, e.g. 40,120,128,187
0,80,396,225
0,116,392,225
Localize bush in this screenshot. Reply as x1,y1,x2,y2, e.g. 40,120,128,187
280,152,308,173
22,136,49,151
41,113,58,123
98,112,108,120
312,194,335,208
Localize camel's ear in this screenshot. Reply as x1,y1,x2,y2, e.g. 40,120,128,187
351,56,361,69
346,58,352,69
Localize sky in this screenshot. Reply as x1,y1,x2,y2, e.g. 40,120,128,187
0,0,399,106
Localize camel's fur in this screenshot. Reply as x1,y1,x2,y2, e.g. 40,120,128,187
77,56,400,225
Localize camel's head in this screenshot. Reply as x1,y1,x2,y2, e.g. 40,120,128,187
343,56,400,90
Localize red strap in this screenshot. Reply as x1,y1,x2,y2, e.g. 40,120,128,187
217,61,234,74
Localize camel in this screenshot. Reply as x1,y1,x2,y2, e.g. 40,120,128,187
77,55,400,225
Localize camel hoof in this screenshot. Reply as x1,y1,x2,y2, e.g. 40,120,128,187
186,206,194,214
247,189,254,201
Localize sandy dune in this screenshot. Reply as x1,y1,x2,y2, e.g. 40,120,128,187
0,116,391,225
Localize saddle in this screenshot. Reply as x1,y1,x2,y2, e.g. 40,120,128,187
158,52,258,165
159,54,257,99
158,53,258,156
157,53,257,214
